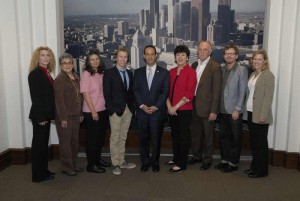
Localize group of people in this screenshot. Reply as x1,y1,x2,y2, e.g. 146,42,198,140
28,41,274,182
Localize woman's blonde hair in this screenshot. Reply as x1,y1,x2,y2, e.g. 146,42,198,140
252,49,270,71
29,46,56,73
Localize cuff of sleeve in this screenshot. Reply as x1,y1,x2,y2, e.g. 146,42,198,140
139,104,145,109
234,106,241,112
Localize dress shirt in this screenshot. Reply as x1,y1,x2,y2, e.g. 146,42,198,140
246,73,260,112
117,66,129,90
147,64,156,89
195,57,210,95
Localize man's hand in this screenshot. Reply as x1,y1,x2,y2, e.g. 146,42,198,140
208,113,217,121
232,110,239,120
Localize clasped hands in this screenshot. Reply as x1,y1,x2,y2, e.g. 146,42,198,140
141,105,158,114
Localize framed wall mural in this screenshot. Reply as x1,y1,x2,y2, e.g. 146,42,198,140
64,0,265,74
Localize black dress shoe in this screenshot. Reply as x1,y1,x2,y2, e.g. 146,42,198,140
214,162,228,170
152,165,160,173
200,163,212,170
97,159,111,167
169,166,184,173
141,164,150,172
187,158,203,165
47,170,56,176
62,170,77,176
248,172,267,178
32,175,55,182
74,167,84,173
221,165,238,173
87,165,105,173
244,169,253,174
164,160,175,165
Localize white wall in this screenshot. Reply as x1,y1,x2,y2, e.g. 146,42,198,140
264,0,300,153
0,0,300,154
0,0,64,150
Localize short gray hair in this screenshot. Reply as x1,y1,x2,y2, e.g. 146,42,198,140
59,53,73,64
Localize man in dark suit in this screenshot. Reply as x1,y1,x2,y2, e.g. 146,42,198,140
189,41,222,170
133,45,169,173
103,47,136,175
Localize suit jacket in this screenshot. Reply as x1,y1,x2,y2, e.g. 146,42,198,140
243,69,275,124
28,67,55,123
191,59,222,117
133,66,169,120
103,66,134,116
54,71,82,121
221,63,248,114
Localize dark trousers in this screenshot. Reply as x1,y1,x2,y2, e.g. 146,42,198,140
31,121,51,181
219,113,243,165
248,112,269,176
84,110,108,168
137,117,164,166
190,111,215,163
56,116,80,171
169,110,192,169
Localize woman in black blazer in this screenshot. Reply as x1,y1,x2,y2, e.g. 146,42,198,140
28,46,56,182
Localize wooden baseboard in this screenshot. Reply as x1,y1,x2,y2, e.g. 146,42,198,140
0,150,10,171
1,129,300,171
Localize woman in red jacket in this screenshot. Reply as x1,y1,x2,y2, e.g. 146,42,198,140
167,45,197,172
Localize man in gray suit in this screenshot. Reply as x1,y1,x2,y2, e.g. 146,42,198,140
189,41,222,170
215,44,248,173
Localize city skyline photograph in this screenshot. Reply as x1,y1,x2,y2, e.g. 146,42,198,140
64,0,265,16
64,0,265,71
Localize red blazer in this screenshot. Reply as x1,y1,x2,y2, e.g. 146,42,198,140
168,64,197,110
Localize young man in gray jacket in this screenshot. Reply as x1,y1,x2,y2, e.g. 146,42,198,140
215,44,248,173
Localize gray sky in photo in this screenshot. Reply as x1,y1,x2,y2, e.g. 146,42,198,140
64,0,265,16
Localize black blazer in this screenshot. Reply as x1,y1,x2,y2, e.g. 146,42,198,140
103,66,135,116
133,66,169,120
28,67,55,123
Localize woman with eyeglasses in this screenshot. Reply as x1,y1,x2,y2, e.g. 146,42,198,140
54,53,84,176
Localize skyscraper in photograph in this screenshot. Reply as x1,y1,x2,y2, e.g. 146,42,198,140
131,30,146,69
144,10,150,29
118,21,129,36
104,25,114,41
140,9,145,28
150,0,159,28
217,0,234,43
167,0,179,36
160,5,168,29
174,1,191,40
190,0,211,41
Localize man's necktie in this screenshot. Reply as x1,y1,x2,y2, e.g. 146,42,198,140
121,70,127,90
147,68,153,89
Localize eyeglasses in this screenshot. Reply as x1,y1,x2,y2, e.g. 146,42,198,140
224,53,236,56
61,62,73,65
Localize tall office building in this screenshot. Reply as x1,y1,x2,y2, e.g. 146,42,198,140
140,9,145,28
160,5,168,29
152,27,163,46
104,25,114,41
217,0,234,43
174,1,191,40
207,24,214,43
144,9,150,28
150,0,159,28
131,30,146,69
117,21,129,36
167,0,179,36
190,0,211,41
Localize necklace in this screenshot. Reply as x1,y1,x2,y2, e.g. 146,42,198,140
69,75,81,103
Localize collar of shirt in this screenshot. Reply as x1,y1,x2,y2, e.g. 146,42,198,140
198,56,210,66
146,64,157,73
116,66,126,72
224,62,238,71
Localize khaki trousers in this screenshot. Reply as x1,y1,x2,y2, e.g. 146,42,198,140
109,106,132,166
